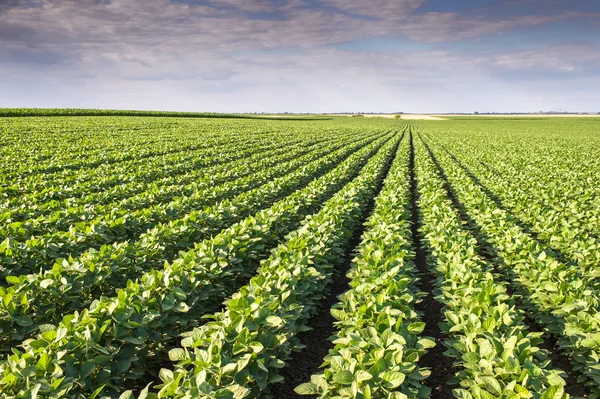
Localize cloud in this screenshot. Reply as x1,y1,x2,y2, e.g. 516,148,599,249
2,0,592,55
396,12,599,43
0,0,27,13
0,0,598,112
202,69,237,81
319,0,423,19
488,44,600,73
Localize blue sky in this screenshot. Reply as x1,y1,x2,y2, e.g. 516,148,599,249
0,0,599,113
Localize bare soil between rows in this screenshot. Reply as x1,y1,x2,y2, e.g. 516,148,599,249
270,131,404,398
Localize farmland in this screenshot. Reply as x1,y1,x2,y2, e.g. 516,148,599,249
0,114,599,399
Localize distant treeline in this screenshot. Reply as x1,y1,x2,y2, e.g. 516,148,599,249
0,108,330,120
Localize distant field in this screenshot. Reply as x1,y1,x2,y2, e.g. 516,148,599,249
442,113,600,118
328,114,446,120
0,115,599,398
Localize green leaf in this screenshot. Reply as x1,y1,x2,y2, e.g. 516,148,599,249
266,316,283,327
295,383,319,395
363,384,372,399
27,384,41,399
462,352,481,363
580,338,597,349
89,385,106,399
119,391,134,399
40,279,54,289
355,370,373,383
122,336,144,345
480,376,502,395
333,370,354,385
159,368,173,382
546,373,565,387
540,385,564,399
168,348,187,361
79,360,96,379
231,385,250,399
381,371,406,388
138,383,152,399
14,315,34,327
417,338,436,349
5,276,21,285
268,374,284,384
35,353,52,372
407,322,426,334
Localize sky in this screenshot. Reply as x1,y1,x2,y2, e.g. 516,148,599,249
0,0,599,113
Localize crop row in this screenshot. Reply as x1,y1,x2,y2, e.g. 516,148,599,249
1,124,249,187
0,118,278,178
128,128,403,399
1,130,293,207
423,121,600,238
468,146,600,238
0,128,403,398
430,139,600,275
0,129,383,278
414,131,568,399
0,129,392,351
296,129,433,398
422,131,600,397
0,128,362,235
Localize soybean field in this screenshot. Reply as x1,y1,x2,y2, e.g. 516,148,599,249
0,114,599,399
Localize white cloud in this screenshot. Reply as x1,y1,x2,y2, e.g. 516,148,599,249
0,0,598,112
489,44,600,72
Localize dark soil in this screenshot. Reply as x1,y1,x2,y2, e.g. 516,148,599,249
269,218,364,398
270,131,404,398
436,142,582,270
410,130,456,399
129,135,395,395
523,315,589,398
421,135,590,399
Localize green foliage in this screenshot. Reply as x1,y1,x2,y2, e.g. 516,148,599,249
297,133,432,398
145,132,401,398
413,131,568,399
0,122,402,397
0,131,386,350
0,114,598,398
0,108,328,120
0,129,380,278
416,120,600,397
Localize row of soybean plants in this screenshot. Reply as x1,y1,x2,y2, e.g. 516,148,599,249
421,130,600,397
297,127,574,399
0,128,365,275
1,132,296,227
427,129,600,275
0,122,288,210
0,108,248,118
0,135,300,228
425,120,600,238
0,117,310,213
120,128,405,399
470,136,600,237
0,118,240,187
295,129,432,398
0,128,391,346
292,127,574,399
0,117,270,178
0,128,403,398
413,130,569,399
1,117,337,183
